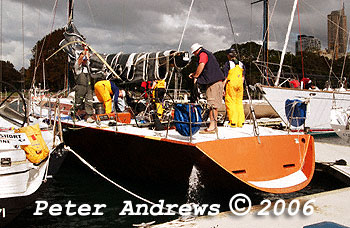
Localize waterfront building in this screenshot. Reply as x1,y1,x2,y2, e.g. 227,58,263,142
327,5,348,59
295,35,321,54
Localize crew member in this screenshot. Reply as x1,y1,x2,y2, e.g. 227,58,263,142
152,79,166,118
223,48,245,128
289,78,300,88
189,43,225,133
301,77,312,90
94,80,124,114
74,44,94,123
141,81,153,98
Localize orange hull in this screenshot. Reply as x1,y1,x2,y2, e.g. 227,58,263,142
63,119,315,194
196,134,315,193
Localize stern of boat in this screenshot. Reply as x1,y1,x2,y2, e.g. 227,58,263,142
195,134,315,193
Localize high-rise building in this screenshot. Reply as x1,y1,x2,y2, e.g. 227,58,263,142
295,35,321,54
327,5,347,59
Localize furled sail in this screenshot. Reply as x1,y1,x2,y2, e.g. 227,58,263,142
60,22,189,84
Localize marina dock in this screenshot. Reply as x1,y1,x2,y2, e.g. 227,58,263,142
315,142,350,185
151,187,350,228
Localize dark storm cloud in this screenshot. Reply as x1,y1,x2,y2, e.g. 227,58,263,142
2,0,350,69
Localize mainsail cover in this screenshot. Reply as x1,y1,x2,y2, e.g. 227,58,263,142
60,22,189,84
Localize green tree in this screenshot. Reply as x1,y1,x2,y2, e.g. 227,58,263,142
0,60,22,90
26,28,68,91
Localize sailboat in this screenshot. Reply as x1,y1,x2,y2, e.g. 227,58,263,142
256,1,350,133
0,81,64,226
331,106,350,144
48,0,316,195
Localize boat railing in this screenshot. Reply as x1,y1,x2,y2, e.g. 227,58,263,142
165,102,218,143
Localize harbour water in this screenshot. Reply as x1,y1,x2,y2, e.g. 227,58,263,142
7,134,349,228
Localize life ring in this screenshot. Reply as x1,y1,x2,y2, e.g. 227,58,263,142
15,124,50,164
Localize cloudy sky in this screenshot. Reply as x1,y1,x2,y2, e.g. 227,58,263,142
1,0,349,70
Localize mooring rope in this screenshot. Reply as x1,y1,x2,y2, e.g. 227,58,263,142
64,145,179,215
64,146,156,204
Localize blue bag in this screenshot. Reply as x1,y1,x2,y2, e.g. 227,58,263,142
174,104,202,136
285,99,307,127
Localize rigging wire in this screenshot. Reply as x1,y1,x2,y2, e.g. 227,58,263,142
339,0,349,87
297,0,305,79
121,1,126,50
340,27,350,86
327,14,340,87
250,1,253,84
297,0,350,87
256,0,277,63
22,0,24,91
275,0,298,86
301,0,349,35
223,0,239,58
177,0,194,52
31,0,59,89
86,0,97,28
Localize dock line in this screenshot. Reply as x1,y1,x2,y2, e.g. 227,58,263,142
64,146,180,215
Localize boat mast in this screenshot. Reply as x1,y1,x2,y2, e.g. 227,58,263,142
275,0,298,87
251,0,269,78
66,0,74,94
68,0,74,23
263,0,269,66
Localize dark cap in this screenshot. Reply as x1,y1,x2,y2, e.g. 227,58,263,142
226,48,237,56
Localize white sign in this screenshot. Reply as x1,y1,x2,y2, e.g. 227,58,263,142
0,133,30,145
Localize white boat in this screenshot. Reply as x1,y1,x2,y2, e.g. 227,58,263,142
254,0,350,134
258,85,350,133
331,107,350,144
0,121,51,226
0,81,63,226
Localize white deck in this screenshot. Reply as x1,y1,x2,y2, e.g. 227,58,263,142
63,118,301,144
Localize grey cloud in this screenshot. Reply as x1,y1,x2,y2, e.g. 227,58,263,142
2,0,350,69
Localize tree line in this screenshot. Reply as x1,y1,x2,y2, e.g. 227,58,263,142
1,28,349,92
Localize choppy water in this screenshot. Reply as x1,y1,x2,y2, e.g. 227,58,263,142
7,134,349,228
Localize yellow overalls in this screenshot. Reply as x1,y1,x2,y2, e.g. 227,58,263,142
225,65,245,127
153,80,166,117
94,80,113,114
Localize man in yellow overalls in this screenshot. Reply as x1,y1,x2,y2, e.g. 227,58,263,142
223,48,245,128
152,79,166,118
94,80,122,114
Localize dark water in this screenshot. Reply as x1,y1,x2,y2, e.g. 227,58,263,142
7,134,349,228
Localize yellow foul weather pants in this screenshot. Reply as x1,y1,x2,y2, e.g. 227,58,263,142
225,69,245,127
94,80,113,114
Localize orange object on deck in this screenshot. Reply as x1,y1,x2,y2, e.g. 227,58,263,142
96,112,131,124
